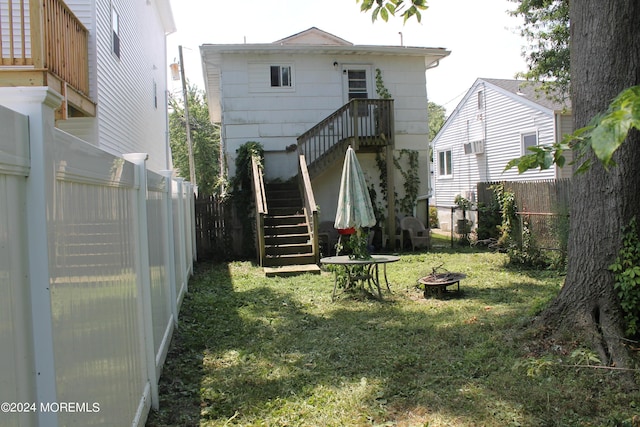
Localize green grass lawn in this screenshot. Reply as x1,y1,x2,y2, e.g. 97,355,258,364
147,246,640,427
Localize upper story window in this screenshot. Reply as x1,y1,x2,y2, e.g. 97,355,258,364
521,131,538,155
438,149,453,178
477,90,484,111
270,65,292,87
111,6,120,59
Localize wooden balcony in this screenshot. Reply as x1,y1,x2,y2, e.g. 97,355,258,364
0,0,95,118
297,99,394,179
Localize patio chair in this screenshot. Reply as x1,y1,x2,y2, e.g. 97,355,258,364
318,221,339,256
400,216,431,251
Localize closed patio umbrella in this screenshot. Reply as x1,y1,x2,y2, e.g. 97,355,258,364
334,146,376,231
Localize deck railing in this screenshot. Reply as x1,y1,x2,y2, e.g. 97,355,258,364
297,99,393,167
298,154,319,263
0,0,89,95
251,155,268,266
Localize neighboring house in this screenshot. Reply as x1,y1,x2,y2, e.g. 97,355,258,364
201,27,449,226
0,0,176,172
431,78,572,231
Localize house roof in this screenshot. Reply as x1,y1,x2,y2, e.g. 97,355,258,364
432,78,572,147
200,26,448,58
156,0,176,34
273,27,353,46
480,78,571,111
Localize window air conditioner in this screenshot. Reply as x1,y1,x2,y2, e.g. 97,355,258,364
463,139,485,155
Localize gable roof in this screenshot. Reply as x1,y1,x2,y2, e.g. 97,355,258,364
432,78,572,146
273,27,353,46
481,78,571,111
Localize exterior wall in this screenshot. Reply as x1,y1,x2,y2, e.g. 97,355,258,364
218,52,430,181
57,0,171,172
432,81,559,230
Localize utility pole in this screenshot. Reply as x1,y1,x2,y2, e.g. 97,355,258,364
178,45,196,188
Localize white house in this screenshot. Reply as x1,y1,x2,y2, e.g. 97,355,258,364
0,0,176,171
201,27,449,227
431,78,572,231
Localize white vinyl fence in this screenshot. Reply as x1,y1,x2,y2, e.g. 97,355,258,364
0,88,195,427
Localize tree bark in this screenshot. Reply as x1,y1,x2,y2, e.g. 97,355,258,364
537,0,640,369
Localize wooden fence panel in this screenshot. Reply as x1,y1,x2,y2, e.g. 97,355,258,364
477,179,571,251
195,194,231,260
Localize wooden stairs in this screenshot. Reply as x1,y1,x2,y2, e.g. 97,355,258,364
262,182,321,277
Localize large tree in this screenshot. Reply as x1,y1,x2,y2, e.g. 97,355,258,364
538,0,640,369
169,83,221,195
364,0,640,369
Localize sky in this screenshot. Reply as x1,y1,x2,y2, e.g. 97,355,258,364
166,0,529,114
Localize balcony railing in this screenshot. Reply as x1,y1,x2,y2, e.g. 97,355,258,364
0,0,93,116
297,99,394,170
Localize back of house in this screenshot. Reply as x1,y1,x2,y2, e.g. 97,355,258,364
201,27,450,229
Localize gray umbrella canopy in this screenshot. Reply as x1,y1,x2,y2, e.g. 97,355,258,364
334,146,377,230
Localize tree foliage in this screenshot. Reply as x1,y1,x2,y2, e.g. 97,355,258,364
428,101,446,142
356,0,428,22
169,82,221,195
509,0,570,101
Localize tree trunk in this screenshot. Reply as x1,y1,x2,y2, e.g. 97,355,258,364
537,0,640,369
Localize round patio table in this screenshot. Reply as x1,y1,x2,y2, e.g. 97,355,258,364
320,254,400,301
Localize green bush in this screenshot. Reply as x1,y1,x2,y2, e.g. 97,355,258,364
429,205,439,228
609,217,640,337
476,201,501,241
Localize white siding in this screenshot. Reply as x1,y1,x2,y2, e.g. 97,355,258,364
433,80,559,216
219,52,429,180
53,1,171,171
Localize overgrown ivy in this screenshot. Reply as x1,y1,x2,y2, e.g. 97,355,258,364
609,217,640,338
393,149,420,216
375,68,392,100
231,141,264,257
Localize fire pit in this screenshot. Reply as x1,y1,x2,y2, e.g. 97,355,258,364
418,272,466,298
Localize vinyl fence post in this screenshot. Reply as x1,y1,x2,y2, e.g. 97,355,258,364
175,178,188,295
123,153,159,411
161,170,179,327
1,87,63,427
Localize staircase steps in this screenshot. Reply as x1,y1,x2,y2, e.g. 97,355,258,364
262,182,320,276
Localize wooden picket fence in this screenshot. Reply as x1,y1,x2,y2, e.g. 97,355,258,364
477,179,571,251
195,194,237,260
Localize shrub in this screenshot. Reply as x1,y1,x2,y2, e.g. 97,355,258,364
429,205,439,228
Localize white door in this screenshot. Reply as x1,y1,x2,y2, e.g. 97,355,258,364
342,65,373,104
342,65,374,137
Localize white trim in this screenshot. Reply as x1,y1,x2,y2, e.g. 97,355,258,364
520,129,539,155
437,148,453,179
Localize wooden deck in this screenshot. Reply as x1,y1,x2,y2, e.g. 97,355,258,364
0,0,95,118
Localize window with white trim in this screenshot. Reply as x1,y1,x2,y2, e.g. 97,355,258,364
270,65,292,87
111,6,120,59
438,149,453,178
521,131,538,155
